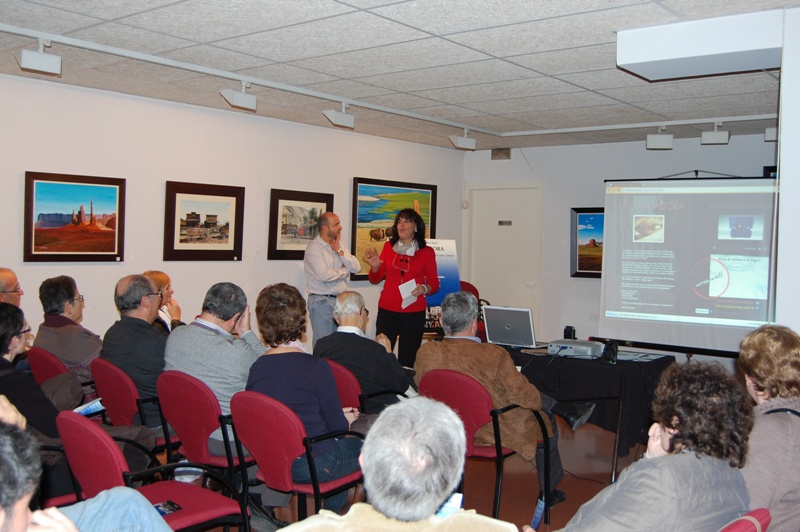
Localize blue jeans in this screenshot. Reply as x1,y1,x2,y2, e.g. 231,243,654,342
60,487,172,531
308,294,337,347
291,437,363,512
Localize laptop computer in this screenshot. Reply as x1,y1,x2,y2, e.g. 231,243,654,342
482,305,544,348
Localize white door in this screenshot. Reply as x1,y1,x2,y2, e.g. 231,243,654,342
463,184,542,329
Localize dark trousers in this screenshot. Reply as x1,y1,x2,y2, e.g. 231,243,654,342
375,308,426,368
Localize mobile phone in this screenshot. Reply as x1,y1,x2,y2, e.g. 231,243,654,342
530,497,545,530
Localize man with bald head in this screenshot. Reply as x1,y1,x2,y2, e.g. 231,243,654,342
303,212,361,346
99,274,167,430
0,268,24,308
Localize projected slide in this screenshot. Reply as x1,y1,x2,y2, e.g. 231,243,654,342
599,178,778,354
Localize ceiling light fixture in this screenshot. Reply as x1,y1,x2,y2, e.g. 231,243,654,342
646,126,673,150
220,80,257,112
16,39,61,75
701,122,730,145
449,129,476,151
764,127,777,142
322,103,355,129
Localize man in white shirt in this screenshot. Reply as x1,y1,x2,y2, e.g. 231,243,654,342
303,212,361,346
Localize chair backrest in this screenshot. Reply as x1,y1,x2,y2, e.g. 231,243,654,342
718,508,772,532
27,347,68,385
90,358,141,426
56,410,128,498
460,281,480,300
157,370,223,463
418,369,494,456
230,391,307,492
324,359,362,410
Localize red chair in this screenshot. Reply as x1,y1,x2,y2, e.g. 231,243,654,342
324,359,407,414
27,347,68,385
157,370,252,485
90,358,179,461
718,508,771,532
56,410,248,531
459,281,490,341
418,369,551,523
230,390,364,520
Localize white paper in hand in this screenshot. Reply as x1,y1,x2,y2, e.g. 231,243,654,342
399,279,417,309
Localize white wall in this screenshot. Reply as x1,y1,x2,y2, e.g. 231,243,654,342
463,137,778,365
0,74,464,347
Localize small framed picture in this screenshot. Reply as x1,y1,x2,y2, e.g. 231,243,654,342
570,207,604,278
163,181,245,261
24,172,126,262
267,189,334,260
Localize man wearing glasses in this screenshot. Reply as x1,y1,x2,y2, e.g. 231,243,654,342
313,291,415,419
33,275,102,383
0,268,24,308
99,274,168,432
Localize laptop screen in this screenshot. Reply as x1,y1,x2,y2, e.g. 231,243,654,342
482,305,537,348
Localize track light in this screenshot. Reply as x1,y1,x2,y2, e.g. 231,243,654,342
764,127,777,142
646,126,673,150
220,81,257,112
701,122,730,145
17,39,61,76
322,103,355,129
449,128,476,151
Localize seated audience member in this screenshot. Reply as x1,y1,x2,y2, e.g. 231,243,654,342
247,283,362,513
1,268,33,363
283,396,516,530
0,268,25,308
0,304,154,503
549,362,752,532
738,324,800,531
415,291,595,505
99,274,167,431
0,398,171,532
33,275,102,382
313,291,415,415
142,270,184,334
164,282,291,521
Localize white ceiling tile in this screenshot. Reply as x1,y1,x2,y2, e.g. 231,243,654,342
69,23,196,55
216,11,429,62
556,68,650,90
237,63,337,85
463,90,618,114
119,0,356,42
1,0,103,34
162,45,273,72
360,92,441,109
290,38,490,78
412,77,582,104
302,79,393,99
509,43,618,75
355,59,539,92
448,4,678,57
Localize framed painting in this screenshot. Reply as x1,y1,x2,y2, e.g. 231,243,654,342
351,177,437,280
163,181,245,261
571,207,604,278
267,189,334,260
24,172,126,262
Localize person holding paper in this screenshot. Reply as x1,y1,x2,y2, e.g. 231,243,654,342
364,208,439,368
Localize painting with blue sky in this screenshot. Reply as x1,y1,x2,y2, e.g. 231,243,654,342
577,213,604,245
34,181,118,216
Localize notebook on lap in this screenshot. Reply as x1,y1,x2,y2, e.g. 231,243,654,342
482,305,545,349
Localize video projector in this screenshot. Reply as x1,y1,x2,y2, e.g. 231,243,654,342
547,339,605,358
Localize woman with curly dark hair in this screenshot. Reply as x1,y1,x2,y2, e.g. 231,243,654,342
246,283,362,513
551,362,752,531
738,324,800,531
364,208,439,367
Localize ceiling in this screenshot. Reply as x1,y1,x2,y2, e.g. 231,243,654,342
0,1,794,151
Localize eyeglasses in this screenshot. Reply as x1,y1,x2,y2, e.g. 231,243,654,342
1,285,22,294
73,295,85,303
361,307,370,317
16,328,31,337
147,291,163,300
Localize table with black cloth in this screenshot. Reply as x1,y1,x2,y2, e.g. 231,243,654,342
508,349,676,481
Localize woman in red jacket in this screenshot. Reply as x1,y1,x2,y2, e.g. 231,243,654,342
364,209,439,368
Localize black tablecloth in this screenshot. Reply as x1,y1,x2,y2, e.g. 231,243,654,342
509,351,676,456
